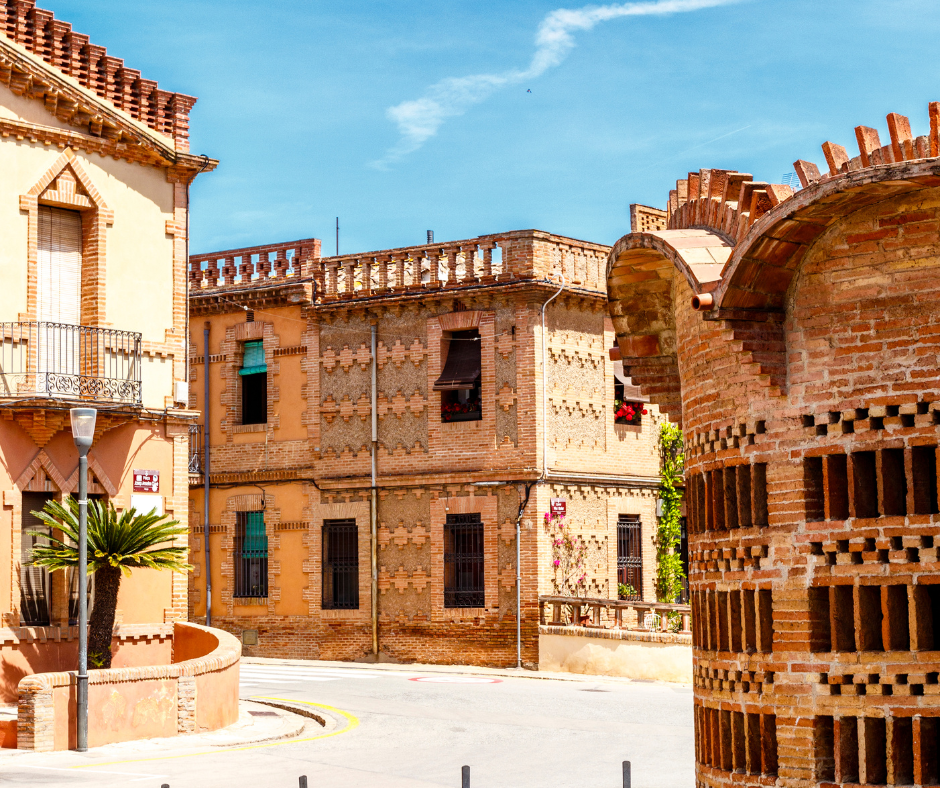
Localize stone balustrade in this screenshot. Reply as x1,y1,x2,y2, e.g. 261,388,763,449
539,594,692,635
189,238,320,288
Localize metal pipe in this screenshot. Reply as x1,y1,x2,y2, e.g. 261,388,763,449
76,450,88,752
203,322,212,627
370,323,378,657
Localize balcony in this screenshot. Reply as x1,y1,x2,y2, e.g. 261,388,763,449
188,424,203,475
0,322,142,405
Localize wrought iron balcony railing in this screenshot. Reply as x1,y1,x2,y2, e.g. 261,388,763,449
188,424,203,474
0,322,142,405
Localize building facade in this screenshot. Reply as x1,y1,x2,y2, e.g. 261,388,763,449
188,230,664,666
0,0,214,650
607,107,940,786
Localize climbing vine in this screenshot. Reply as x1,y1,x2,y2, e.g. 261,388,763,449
545,512,587,596
656,421,686,603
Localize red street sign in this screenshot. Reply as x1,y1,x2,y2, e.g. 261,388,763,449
133,470,159,493
550,498,566,518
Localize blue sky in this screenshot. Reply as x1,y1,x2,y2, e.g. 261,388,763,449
46,0,940,255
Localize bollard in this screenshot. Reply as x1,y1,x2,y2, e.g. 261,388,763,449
299,777,308,788
461,764,470,788
622,761,631,788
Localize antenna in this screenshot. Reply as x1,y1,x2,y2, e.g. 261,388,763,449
335,217,339,256
781,172,801,191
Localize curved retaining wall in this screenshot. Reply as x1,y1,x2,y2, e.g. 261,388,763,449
15,622,239,751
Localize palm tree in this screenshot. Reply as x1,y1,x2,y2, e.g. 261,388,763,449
27,498,191,669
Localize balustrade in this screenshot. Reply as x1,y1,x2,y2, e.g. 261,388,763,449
538,594,691,635
189,239,318,289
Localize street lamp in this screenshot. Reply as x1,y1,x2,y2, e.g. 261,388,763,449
70,407,96,753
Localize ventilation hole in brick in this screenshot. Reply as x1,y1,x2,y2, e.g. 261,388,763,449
882,448,908,516
802,414,815,428
885,585,911,651
717,590,730,651
725,425,733,438
761,714,778,776
736,465,752,528
810,542,824,555
837,539,849,552
871,416,885,430
929,672,940,685
856,407,870,420
890,536,903,550
731,711,746,772
892,717,915,785
825,454,849,520
879,548,889,562
724,467,739,529
924,717,940,786
924,535,935,548
708,591,720,651
865,537,877,551
757,588,773,653
913,684,925,696
729,590,742,652
887,404,900,417
835,717,859,783
747,434,755,445
711,469,726,531
720,709,733,771
815,424,828,436
934,411,940,427
858,585,885,651
912,446,939,515
804,456,825,521
752,464,768,527
843,420,856,434
920,401,931,415
908,547,920,562
695,474,707,533
809,586,831,651
755,420,766,434
829,411,841,424
833,586,856,651
738,423,747,437
852,452,880,518
856,684,867,696
851,551,863,565
863,716,888,785
902,414,916,427
744,712,761,774
828,551,837,566
743,590,757,653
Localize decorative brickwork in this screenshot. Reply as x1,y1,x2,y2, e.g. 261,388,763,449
607,104,940,787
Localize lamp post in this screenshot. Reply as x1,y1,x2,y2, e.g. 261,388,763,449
70,407,96,753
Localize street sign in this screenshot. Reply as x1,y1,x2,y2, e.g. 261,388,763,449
550,498,566,518
133,469,159,493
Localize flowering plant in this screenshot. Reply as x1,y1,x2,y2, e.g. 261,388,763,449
614,399,647,426
545,511,587,596
441,399,480,422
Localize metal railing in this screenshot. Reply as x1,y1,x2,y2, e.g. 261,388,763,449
539,594,691,635
188,424,203,474
0,322,142,404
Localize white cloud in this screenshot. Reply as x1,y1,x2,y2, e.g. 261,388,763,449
374,0,743,168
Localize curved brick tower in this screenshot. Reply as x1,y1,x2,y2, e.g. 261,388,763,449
608,106,940,787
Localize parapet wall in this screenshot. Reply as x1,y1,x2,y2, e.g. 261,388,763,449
13,621,239,751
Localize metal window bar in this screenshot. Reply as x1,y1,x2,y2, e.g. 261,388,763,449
0,321,141,403
322,519,359,610
234,511,267,598
444,513,484,608
617,515,643,601
188,424,202,474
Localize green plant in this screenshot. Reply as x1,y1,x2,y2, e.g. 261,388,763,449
27,498,191,669
545,511,587,596
656,421,686,603
618,583,638,600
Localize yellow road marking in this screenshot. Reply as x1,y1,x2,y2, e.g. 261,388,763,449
71,699,359,770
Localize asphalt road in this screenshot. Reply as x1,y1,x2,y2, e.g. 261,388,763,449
0,661,695,788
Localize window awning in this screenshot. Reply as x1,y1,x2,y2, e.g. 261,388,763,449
239,340,267,376
241,511,268,558
433,335,481,391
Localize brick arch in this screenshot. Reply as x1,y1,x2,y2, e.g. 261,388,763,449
18,147,114,325
63,452,118,497
14,449,68,493
714,158,940,313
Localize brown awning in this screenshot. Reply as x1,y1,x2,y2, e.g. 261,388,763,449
433,335,481,391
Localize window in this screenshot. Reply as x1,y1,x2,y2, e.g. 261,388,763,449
20,492,54,626
38,207,81,326
444,513,484,607
613,365,647,425
234,511,267,598
434,329,481,422
617,514,642,600
240,340,267,425
322,519,359,609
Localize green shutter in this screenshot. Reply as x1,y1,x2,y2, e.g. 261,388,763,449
239,341,267,376
241,511,267,558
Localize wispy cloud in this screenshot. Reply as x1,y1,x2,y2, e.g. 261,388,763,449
373,0,742,168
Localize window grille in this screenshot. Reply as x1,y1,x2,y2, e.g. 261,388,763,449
20,492,53,626
240,340,267,425
617,514,643,600
322,519,359,609
444,513,484,608
234,511,267,598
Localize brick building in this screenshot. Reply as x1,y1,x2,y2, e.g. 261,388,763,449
607,106,940,786
187,230,664,666
0,1,214,648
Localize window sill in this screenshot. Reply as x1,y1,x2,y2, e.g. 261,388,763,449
441,413,482,424
234,423,267,433
442,606,488,620
233,596,268,606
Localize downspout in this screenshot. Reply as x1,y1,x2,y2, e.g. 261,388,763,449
370,323,378,657
203,321,212,627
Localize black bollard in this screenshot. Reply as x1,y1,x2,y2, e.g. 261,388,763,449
622,761,631,788
299,777,308,788
461,765,470,788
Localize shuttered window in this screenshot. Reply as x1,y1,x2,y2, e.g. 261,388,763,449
20,492,54,625
38,207,81,325
234,511,267,598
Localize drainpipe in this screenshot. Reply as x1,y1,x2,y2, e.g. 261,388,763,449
203,321,212,627
370,323,378,657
